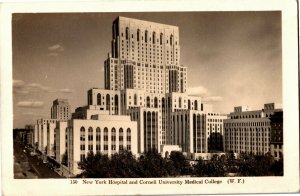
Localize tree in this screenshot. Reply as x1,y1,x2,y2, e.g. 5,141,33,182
271,159,283,176
169,151,191,175
78,151,110,178
206,155,226,177
109,150,139,177
193,157,206,176
137,148,169,177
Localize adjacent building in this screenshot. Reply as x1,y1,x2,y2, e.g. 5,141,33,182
224,103,283,156
270,111,283,160
51,99,71,120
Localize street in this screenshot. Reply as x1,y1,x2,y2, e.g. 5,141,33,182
14,141,64,179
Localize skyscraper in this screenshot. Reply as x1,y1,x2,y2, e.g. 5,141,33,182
80,16,225,156
51,99,71,120
104,16,187,94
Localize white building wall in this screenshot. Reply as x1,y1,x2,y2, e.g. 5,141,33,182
67,118,138,175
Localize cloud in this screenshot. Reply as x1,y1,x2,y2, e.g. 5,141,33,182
13,79,74,95
13,80,29,94
48,44,64,52
27,83,50,92
187,86,209,96
187,85,223,103
47,44,64,57
13,80,25,88
17,101,44,108
22,112,47,117
59,88,74,93
202,96,223,102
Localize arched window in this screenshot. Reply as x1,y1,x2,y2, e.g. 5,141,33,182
160,33,163,45
111,128,116,144
188,100,191,110
97,93,101,105
104,127,108,142
80,127,85,141
146,96,150,108
119,128,124,150
194,100,198,110
153,32,156,44
96,127,100,141
170,34,173,45
126,27,129,40
137,29,140,42
134,94,137,105
126,128,131,150
154,97,158,108
106,94,110,111
145,30,148,43
88,127,93,134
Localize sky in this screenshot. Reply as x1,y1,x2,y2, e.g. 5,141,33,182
12,12,282,128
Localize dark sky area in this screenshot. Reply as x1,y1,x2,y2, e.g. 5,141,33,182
12,12,282,128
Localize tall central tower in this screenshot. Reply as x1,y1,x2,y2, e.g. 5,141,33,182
104,16,187,94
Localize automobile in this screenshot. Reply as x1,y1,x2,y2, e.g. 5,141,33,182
43,160,48,164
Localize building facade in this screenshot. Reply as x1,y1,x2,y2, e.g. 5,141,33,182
31,16,233,175
224,103,283,156
65,115,138,175
88,17,218,156
269,111,283,161
51,99,71,120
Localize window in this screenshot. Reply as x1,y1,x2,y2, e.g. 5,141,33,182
194,100,198,110
126,27,129,40
154,97,158,108
96,127,101,141
97,93,101,105
146,96,150,107
145,30,148,43
106,94,110,110
179,97,182,108
170,34,173,45
134,94,137,105
127,128,131,142
104,127,108,141
80,127,85,141
88,127,93,141
160,33,163,45
111,128,116,150
104,145,108,150
137,29,140,42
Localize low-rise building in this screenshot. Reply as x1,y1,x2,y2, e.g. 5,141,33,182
224,103,283,156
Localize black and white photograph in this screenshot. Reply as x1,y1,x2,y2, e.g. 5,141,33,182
1,0,299,195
